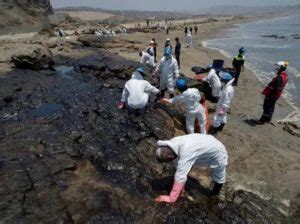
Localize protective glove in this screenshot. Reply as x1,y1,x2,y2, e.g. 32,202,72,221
152,71,158,78
155,181,184,203
218,107,225,116
160,98,170,104
118,102,125,110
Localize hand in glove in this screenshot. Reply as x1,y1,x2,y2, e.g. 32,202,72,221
160,98,170,104
218,107,225,116
118,102,125,110
152,70,158,78
155,182,184,203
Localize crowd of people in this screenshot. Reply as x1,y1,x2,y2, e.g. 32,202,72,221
118,22,289,203
55,16,290,204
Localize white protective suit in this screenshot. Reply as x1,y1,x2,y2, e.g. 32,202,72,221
213,79,235,127
155,56,179,93
146,46,154,57
204,69,222,97
121,71,159,109
186,32,192,47
140,51,155,67
157,134,228,184
95,31,103,37
168,88,207,134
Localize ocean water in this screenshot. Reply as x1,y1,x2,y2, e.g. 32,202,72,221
203,15,300,121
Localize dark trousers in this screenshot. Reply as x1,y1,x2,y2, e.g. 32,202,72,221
175,54,180,68
260,98,276,123
233,69,241,86
127,106,147,116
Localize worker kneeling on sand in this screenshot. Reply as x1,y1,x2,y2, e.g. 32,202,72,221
155,134,228,203
118,67,159,116
153,47,179,98
213,72,235,131
161,80,207,134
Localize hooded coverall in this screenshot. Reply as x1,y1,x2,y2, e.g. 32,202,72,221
155,56,179,94
168,88,207,134
213,79,235,128
140,51,155,67
158,134,228,184
203,68,222,98
121,71,159,114
186,32,192,47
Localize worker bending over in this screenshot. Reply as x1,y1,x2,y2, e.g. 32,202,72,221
161,80,207,134
155,134,228,203
119,68,159,116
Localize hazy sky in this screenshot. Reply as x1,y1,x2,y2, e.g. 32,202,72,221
51,0,299,11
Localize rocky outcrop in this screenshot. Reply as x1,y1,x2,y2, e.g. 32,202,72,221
0,0,52,31
1,0,52,13
11,46,54,70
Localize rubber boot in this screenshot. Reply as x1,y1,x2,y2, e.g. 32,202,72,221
218,123,225,131
210,182,223,196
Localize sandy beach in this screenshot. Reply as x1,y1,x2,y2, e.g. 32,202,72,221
0,13,299,222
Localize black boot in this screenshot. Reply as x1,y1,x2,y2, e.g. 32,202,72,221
218,123,225,131
210,182,223,196
155,90,166,102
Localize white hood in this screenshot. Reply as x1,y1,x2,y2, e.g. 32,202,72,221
131,71,144,80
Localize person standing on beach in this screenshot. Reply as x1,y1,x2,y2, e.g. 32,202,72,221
232,47,246,86
189,27,193,34
175,37,181,68
165,38,173,49
184,26,188,35
153,47,179,98
165,23,169,35
146,40,155,57
152,38,158,63
213,72,235,132
194,25,198,35
255,61,289,124
186,31,192,48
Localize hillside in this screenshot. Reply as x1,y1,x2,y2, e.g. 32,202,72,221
0,0,53,34
55,6,192,22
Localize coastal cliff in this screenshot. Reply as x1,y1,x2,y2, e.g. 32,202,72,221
0,0,52,32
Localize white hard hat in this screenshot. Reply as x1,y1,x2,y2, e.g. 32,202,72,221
150,40,154,44
166,38,170,41
275,61,289,68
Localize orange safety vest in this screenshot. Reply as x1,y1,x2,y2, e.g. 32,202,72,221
262,71,288,100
